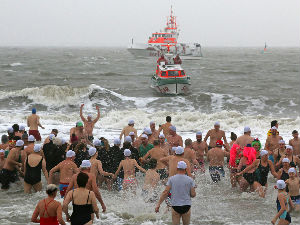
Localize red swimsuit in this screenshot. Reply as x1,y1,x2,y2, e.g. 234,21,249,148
39,199,59,225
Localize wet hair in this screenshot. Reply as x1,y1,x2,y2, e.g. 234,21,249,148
123,142,131,149
74,143,86,154
22,133,28,140
148,158,157,169
1,135,8,144
292,130,298,134
185,138,193,146
52,129,58,134
153,140,159,146
12,124,19,133
271,120,278,128
77,172,89,188
166,116,171,122
230,132,237,141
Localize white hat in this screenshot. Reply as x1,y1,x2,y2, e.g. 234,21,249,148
286,145,293,150
0,149,5,153
282,158,290,163
114,138,121,145
34,144,42,152
28,135,36,142
169,125,176,132
80,160,91,168
196,131,202,136
49,134,55,140
288,168,296,174
66,150,75,158
88,147,97,156
159,133,165,138
128,119,135,125
150,121,155,125
129,132,135,136
271,126,277,130
87,114,92,118
214,121,220,126
7,127,14,133
171,147,177,152
19,125,25,131
124,136,132,143
175,146,184,155
278,140,285,144
93,139,101,146
124,149,131,157
276,180,286,190
260,150,268,156
144,128,152,135
177,161,187,169
141,134,148,139
16,140,24,147
244,126,251,133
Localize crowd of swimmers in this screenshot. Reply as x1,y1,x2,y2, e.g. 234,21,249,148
0,106,299,225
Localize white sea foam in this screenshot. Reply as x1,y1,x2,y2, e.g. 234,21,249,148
9,62,23,66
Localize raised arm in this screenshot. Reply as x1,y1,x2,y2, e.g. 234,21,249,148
80,104,87,123
92,106,100,124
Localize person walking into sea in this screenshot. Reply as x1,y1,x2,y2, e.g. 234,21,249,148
265,126,283,163
289,130,300,156
204,122,228,150
80,104,100,142
191,131,207,173
120,119,137,141
155,161,196,225
235,126,254,149
27,108,45,142
167,126,183,148
158,116,172,137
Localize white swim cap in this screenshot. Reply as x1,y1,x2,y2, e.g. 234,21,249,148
0,149,5,153
28,135,36,142
124,136,132,143
61,138,66,145
214,121,220,126
288,168,296,174
114,138,121,145
34,144,42,152
124,149,131,157
260,150,268,156
244,126,251,133
286,145,293,150
87,114,92,118
159,133,165,138
276,180,286,190
49,134,55,140
271,126,277,130
129,132,135,136
169,125,176,132
16,140,24,147
141,134,148,139
175,146,184,155
150,121,155,125
19,125,25,131
171,147,177,152
88,147,97,157
278,140,285,144
177,161,187,169
7,127,14,133
80,160,91,168
144,128,152,135
93,139,101,146
128,119,135,125
196,131,202,136
282,158,290,163
66,150,75,158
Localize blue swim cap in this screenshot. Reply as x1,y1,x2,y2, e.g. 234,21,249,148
32,108,36,114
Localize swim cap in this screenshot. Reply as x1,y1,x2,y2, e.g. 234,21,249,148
244,126,251,133
288,168,296,174
0,149,5,153
16,140,24,147
141,134,148,139
129,132,135,136
80,160,91,168
124,149,131,157
34,144,42,152
260,150,268,156
169,126,176,132
175,146,184,155
251,138,261,150
171,147,177,152
114,138,121,145
144,128,152,135
276,180,286,190
77,121,83,127
196,131,202,136
216,140,223,146
159,133,165,138
286,145,293,150
271,126,277,130
7,127,14,134
28,135,36,142
128,119,135,125
49,134,55,141
124,136,132,143
66,150,75,158
93,139,101,146
282,158,290,163
88,147,97,156
214,121,220,126
19,125,25,131
32,108,36,114
87,114,92,118
177,161,187,169
150,121,155,125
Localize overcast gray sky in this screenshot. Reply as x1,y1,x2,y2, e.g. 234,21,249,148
0,0,299,47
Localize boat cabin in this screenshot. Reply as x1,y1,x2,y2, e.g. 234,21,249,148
156,64,186,78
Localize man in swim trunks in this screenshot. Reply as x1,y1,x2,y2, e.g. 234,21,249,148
80,104,101,142
192,131,208,173
235,126,254,149
150,121,159,139
0,140,25,189
27,108,45,142
184,139,200,173
204,121,228,150
158,133,171,155
158,116,172,137
289,130,300,157
207,140,230,183
155,161,196,225
48,150,78,198
141,140,168,181
120,119,137,141
286,168,300,212
69,121,86,144
167,126,183,148
265,126,283,163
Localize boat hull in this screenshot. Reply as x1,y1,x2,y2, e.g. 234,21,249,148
151,76,191,95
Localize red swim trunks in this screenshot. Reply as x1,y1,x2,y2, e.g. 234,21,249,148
29,130,41,141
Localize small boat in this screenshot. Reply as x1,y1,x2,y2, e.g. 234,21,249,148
151,54,191,95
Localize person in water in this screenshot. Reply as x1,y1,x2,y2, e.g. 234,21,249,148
289,130,300,157
27,108,45,142
265,126,283,163
63,172,99,225
155,161,196,225
204,121,228,150
271,180,294,225
80,104,100,142
31,184,66,225
286,167,300,212
191,131,208,173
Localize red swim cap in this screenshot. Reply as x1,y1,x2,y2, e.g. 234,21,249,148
216,140,223,146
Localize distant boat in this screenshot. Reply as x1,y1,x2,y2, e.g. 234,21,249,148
261,42,267,54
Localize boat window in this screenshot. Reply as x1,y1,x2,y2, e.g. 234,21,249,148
168,71,179,76
161,71,167,77
181,70,185,75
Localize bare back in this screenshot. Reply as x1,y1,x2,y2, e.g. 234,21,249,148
37,198,60,218
27,114,40,130
236,135,254,149
58,160,78,183
289,138,300,156
168,155,191,177
121,159,137,179
207,148,226,166
148,147,167,169
192,141,207,160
